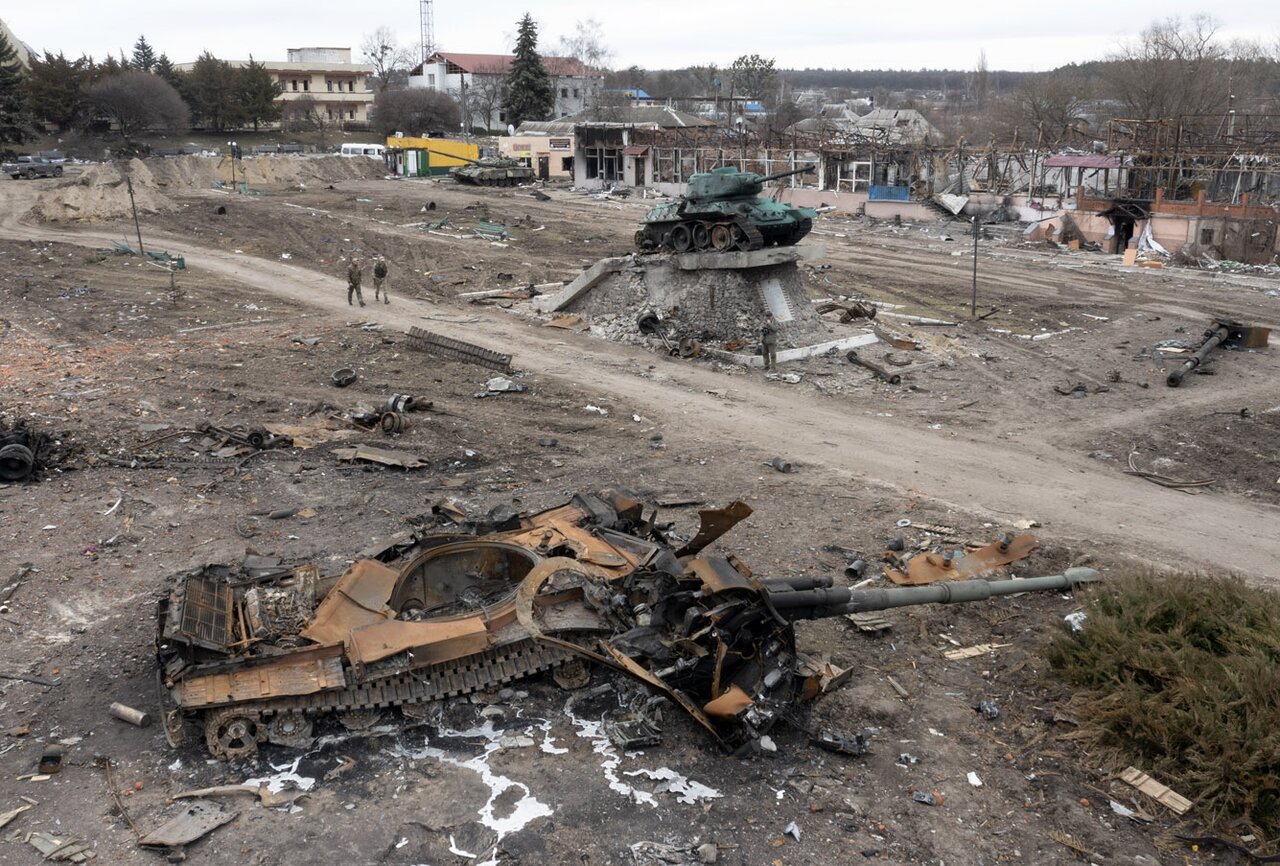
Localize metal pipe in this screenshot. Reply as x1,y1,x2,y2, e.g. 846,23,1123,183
762,575,835,592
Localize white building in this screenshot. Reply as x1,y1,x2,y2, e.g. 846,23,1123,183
176,47,374,126
409,51,603,132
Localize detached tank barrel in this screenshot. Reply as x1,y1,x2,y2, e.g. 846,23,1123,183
765,568,1100,619
1166,322,1232,387
758,165,815,184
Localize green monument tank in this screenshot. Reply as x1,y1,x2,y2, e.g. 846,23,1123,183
426,149,536,187
637,165,818,253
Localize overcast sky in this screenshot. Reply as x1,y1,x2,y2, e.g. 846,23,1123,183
6,2,1276,72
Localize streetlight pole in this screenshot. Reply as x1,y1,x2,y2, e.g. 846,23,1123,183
970,215,979,318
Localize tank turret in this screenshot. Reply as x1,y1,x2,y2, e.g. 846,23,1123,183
637,164,818,253
686,165,815,202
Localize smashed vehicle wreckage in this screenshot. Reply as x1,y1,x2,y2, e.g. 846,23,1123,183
156,490,1098,760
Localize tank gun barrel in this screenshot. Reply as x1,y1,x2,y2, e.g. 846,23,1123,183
764,568,1099,620
424,148,480,165
758,165,815,184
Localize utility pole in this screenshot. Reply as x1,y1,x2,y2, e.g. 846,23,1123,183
970,215,979,318
126,175,145,257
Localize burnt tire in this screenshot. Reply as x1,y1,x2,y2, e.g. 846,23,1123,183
0,444,34,482
54,167,63,178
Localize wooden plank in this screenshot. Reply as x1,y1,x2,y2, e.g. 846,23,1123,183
1118,766,1193,815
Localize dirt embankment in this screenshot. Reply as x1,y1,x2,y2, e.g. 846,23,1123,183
28,154,387,223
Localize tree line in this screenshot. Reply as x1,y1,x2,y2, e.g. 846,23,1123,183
1,33,285,146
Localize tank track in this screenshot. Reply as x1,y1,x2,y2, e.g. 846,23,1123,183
202,637,570,723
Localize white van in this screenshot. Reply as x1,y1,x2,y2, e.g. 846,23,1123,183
340,143,386,159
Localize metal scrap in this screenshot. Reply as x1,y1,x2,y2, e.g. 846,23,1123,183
885,533,1039,586
332,445,428,469
137,800,238,851
406,326,512,371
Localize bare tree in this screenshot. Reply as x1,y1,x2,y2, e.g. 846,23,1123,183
557,18,611,108
1105,15,1231,120
372,88,461,137
83,71,189,141
469,64,508,132
1001,68,1094,142
362,26,415,92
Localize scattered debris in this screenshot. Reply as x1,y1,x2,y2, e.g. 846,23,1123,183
944,643,1011,661
912,790,941,806
847,349,902,384
967,772,983,787
810,729,869,757
331,367,357,388
332,445,428,470
0,797,36,831
20,831,96,862
973,700,1000,720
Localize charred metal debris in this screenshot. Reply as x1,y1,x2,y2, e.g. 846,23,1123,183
155,490,1099,761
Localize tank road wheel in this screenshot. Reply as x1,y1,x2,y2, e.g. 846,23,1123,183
338,708,383,731
552,658,592,690
709,223,734,252
267,713,315,749
669,224,694,253
634,229,648,249
691,222,711,251
731,224,752,251
205,709,266,762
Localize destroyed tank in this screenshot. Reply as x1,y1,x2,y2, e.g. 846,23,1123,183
155,490,1099,760
637,165,819,253
426,148,535,187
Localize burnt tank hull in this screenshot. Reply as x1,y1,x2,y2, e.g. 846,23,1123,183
156,489,1098,760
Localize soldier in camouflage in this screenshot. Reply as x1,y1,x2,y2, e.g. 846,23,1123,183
347,257,365,307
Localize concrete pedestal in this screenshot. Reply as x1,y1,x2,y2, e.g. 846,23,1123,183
534,246,832,345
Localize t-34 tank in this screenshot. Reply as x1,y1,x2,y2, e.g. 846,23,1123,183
155,490,1099,760
637,165,818,253
426,149,536,187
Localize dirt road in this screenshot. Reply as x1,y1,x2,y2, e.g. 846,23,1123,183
4,187,1275,581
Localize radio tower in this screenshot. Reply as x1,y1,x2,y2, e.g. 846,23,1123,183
420,0,435,64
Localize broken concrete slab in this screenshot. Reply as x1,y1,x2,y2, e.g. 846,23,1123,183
703,332,878,367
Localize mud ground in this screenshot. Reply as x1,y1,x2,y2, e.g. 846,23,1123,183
1,157,1277,865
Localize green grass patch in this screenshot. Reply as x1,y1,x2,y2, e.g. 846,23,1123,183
1047,572,1280,843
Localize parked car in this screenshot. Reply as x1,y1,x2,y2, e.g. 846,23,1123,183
3,155,63,179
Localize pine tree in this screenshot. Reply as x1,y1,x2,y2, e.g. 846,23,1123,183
27,51,90,131
131,36,157,73
153,54,177,86
238,56,283,131
503,14,553,129
0,31,30,143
